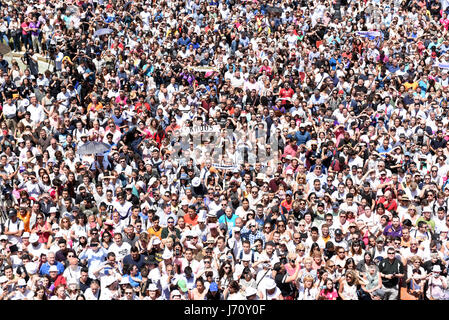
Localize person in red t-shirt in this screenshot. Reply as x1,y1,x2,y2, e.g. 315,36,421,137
183,205,198,227
279,82,294,106
376,190,398,212
135,95,151,114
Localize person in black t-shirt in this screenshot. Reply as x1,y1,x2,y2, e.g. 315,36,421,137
78,267,92,293
273,261,301,300
378,247,404,300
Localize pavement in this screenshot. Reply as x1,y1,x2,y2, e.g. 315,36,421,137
4,50,53,74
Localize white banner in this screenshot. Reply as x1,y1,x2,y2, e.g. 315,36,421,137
355,31,381,38
435,63,449,69
188,66,220,73
182,125,221,135
212,163,238,170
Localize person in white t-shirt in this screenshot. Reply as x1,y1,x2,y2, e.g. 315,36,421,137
108,233,131,263
3,209,24,245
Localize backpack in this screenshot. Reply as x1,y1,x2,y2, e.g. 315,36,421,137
239,250,255,263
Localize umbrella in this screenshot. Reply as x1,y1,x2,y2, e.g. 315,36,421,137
66,5,80,16
266,6,283,14
76,141,111,155
94,28,114,37
0,42,11,55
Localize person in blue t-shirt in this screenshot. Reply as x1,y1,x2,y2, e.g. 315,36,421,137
295,123,311,146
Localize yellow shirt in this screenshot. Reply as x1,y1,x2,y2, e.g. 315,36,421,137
147,226,162,240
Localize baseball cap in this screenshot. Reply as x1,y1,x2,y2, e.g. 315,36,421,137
147,283,158,291
264,278,277,290
17,279,27,287
171,289,182,297
177,279,188,293
335,229,343,236
245,287,258,297
433,265,442,273
192,177,201,187
180,173,188,180
29,233,39,243
209,282,218,292
49,265,58,273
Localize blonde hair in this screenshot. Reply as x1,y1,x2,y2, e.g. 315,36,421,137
303,275,314,283
303,257,313,264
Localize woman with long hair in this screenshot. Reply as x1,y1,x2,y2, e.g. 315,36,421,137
218,262,234,291
100,230,113,250
319,278,338,300
30,213,52,245
349,240,365,265
33,284,48,300
338,270,359,300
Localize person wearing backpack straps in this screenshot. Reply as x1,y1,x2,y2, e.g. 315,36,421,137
3,208,24,246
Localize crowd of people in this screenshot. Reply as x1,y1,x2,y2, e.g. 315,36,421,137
1,0,449,301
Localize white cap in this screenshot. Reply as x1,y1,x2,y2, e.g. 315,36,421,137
192,177,201,187
263,278,277,290
25,262,38,275
120,277,130,285
137,181,146,190
232,227,241,233
52,223,59,230
17,279,27,286
247,219,257,227
148,177,157,186
29,234,39,243
49,265,59,273
152,237,161,245
0,276,7,283
171,290,181,297
22,232,30,238
0,235,7,241
245,287,258,297
49,207,58,213
104,276,117,287
162,251,173,260
181,199,189,206
433,265,442,273
147,283,158,291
